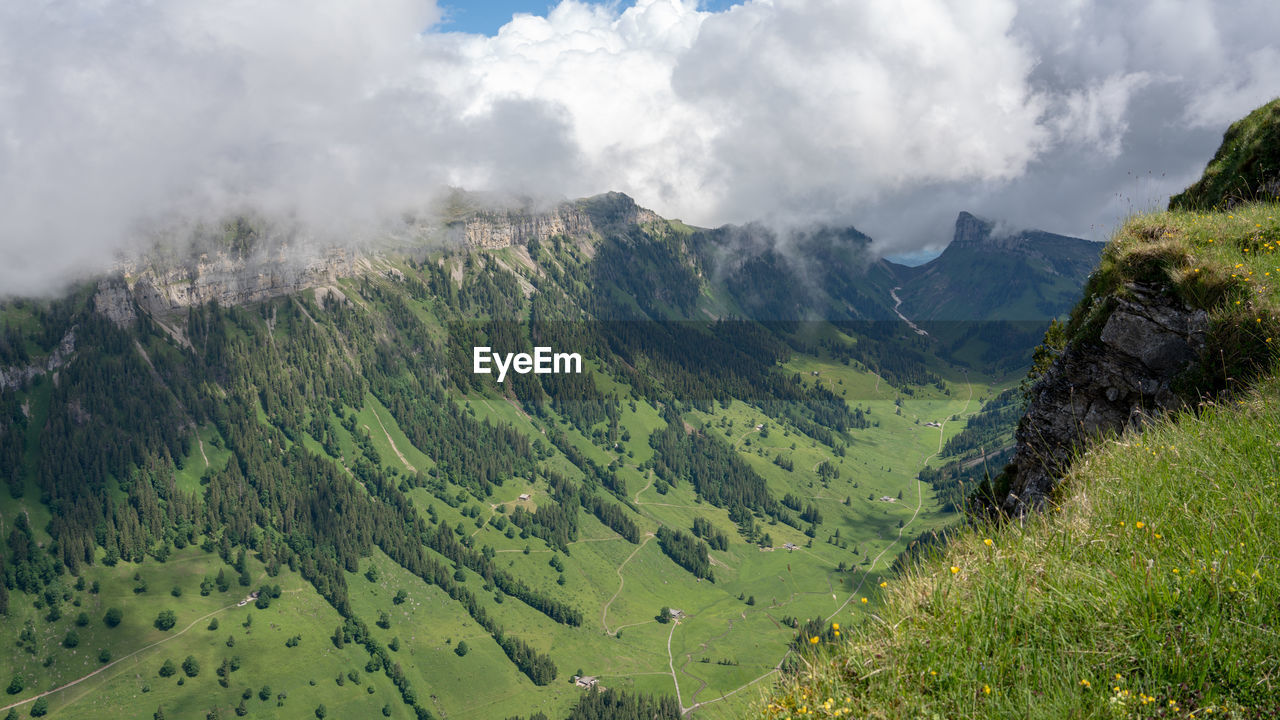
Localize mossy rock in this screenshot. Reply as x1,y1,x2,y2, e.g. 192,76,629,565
1169,98,1280,210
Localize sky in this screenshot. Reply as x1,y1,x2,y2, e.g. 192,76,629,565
438,1,742,35
2,0,1279,295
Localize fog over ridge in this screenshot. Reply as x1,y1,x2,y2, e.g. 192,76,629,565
2,0,1278,296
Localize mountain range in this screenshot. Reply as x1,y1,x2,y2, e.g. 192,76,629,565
0,192,1099,720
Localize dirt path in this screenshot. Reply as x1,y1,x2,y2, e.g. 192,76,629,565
732,426,758,451
667,620,684,710
824,377,972,620
197,435,210,468
602,534,654,636
469,508,495,538
1,599,246,714
633,475,654,504
502,394,543,434
368,407,415,473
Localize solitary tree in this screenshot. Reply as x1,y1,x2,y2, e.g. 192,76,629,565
155,610,177,631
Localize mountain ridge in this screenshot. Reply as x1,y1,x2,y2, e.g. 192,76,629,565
887,211,1102,323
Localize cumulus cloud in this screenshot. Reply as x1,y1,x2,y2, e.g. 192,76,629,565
2,0,1279,294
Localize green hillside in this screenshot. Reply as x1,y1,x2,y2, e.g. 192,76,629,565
1169,98,1280,211
1,203,1049,719
763,365,1280,718
761,104,1280,718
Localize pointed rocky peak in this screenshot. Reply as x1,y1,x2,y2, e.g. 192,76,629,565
949,211,1030,252
952,211,994,247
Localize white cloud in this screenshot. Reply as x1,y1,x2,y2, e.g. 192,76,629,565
2,0,1279,294
425,0,1050,226
1048,72,1152,158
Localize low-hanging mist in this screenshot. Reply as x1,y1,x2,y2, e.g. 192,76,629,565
2,0,1278,296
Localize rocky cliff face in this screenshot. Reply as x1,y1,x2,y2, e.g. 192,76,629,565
453,194,661,250
457,206,596,249
88,194,665,327
0,326,76,392
92,247,361,325
950,211,1024,251
1000,283,1208,515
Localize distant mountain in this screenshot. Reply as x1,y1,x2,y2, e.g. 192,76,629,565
888,211,1102,323
0,188,1106,720
688,223,898,322
682,210,1100,373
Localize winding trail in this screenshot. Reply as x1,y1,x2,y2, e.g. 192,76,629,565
633,475,654,504
0,596,254,714
667,621,684,710
679,378,976,715
602,534,655,635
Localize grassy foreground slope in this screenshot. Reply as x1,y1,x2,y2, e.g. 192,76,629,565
760,199,1280,719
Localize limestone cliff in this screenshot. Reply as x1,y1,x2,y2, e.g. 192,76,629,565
456,205,595,249
999,282,1208,514
93,247,360,325
87,193,664,327
450,192,661,250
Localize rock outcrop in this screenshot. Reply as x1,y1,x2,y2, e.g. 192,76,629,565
457,206,595,249
0,326,76,392
87,193,665,327
1000,283,1208,515
452,193,662,250
93,277,139,326
94,247,359,325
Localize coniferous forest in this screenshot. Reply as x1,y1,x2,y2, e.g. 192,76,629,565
0,198,1045,720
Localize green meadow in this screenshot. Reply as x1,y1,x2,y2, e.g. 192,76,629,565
0,242,1018,720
